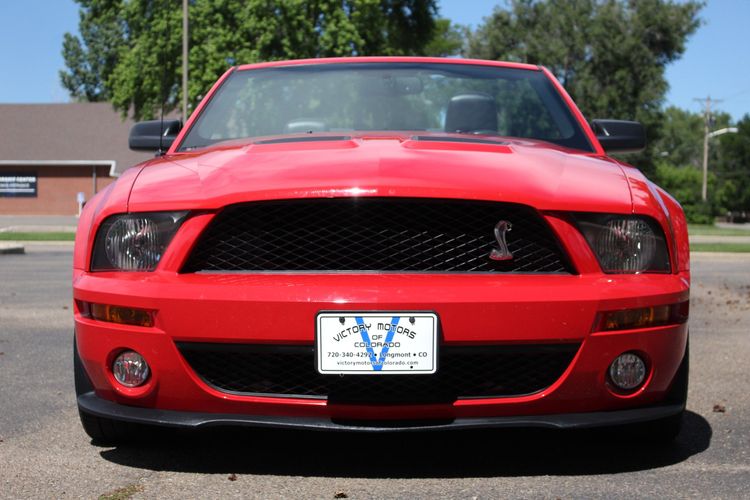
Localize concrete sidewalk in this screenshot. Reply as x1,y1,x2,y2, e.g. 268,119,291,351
690,234,750,244
716,221,750,230
0,215,78,233
0,216,77,254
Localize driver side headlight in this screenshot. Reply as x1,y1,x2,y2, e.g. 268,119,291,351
91,212,188,271
574,214,671,274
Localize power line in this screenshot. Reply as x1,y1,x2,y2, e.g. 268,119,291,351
722,85,750,102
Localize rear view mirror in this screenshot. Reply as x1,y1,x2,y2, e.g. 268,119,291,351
129,119,182,153
591,119,646,154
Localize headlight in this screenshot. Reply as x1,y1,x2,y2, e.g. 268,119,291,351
575,214,670,273
91,212,188,271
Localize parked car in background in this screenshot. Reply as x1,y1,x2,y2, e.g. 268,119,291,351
73,57,689,442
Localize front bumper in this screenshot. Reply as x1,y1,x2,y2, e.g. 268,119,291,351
73,269,689,422
77,391,685,432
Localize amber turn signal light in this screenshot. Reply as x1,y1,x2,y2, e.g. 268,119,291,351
595,301,688,332
87,303,155,327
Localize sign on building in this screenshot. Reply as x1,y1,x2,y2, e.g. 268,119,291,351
0,173,37,197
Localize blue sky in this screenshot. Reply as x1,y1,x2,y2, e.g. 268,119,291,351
1,0,748,121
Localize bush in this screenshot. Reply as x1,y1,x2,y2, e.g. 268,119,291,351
653,162,717,224
682,201,714,224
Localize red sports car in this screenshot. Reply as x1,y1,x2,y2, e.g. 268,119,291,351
73,57,690,442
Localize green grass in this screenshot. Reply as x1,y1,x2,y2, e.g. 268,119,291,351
2,230,747,252
690,242,750,253
688,224,750,236
0,232,74,241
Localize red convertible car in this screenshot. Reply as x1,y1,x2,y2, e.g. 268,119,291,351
73,57,690,442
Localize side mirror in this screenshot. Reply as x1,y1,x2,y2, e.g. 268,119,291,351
591,119,646,154
129,119,182,153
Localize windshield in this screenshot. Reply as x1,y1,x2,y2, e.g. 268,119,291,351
178,62,594,152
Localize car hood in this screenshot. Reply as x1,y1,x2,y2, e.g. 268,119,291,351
127,135,633,213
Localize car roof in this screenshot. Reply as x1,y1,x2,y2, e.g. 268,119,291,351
234,56,541,72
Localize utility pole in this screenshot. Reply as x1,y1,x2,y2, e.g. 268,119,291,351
182,0,189,123
694,96,723,202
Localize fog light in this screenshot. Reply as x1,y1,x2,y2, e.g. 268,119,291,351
609,352,646,391
112,350,150,387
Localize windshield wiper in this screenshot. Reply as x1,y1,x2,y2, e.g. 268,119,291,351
254,135,352,145
411,135,508,145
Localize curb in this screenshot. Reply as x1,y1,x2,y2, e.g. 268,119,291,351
691,251,750,259
689,235,750,244
0,243,25,255
8,240,74,246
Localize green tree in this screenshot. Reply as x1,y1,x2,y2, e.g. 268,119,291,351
61,0,440,120
651,106,705,169
468,0,702,175
60,0,125,101
654,162,715,223
423,19,466,57
714,115,750,214
108,1,183,121
652,106,731,168
649,106,733,220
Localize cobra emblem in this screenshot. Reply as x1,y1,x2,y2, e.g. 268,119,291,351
490,220,513,261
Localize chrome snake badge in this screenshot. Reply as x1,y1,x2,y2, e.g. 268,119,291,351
490,220,513,261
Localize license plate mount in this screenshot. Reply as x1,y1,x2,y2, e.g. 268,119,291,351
316,312,438,375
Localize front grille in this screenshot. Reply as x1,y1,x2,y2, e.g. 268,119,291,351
181,198,573,273
176,342,580,403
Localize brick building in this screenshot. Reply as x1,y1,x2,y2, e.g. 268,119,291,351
0,103,151,215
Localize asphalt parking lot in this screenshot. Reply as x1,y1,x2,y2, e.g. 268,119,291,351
1,245,748,499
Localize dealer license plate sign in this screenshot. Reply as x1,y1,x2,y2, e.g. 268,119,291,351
316,312,438,374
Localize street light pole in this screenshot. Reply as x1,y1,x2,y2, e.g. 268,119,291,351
694,96,723,202
182,0,188,123
702,110,709,201
693,96,740,202
699,125,739,202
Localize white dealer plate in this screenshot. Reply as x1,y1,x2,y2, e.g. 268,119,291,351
316,312,438,375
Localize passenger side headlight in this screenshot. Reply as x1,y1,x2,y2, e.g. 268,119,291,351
91,212,188,271
574,214,670,273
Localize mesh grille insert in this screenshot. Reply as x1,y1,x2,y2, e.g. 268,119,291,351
176,342,581,403
182,198,573,273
